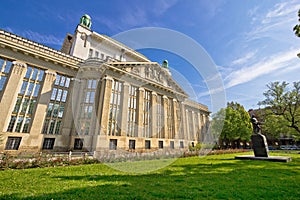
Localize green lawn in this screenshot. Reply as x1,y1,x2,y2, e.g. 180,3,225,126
0,152,299,200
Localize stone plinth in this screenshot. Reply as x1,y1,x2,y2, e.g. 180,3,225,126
251,134,269,157
235,155,292,162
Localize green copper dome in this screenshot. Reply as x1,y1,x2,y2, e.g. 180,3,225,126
80,14,92,29
162,60,168,68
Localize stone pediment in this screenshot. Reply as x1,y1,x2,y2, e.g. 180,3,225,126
109,62,188,97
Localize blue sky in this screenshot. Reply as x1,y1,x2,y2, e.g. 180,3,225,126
1,0,300,112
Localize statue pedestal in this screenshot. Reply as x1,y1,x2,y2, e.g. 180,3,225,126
251,134,269,157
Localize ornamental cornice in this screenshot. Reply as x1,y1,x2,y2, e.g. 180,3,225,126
0,29,83,70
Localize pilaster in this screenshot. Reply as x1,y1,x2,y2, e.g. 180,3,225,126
162,95,168,139
197,112,202,142
98,76,113,136
172,99,178,139
0,61,27,131
29,70,56,148
120,82,130,136
151,92,157,138
191,111,196,141
136,87,144,138
180,103,187,140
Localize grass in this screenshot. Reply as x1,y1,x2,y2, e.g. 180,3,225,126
0,152,299,199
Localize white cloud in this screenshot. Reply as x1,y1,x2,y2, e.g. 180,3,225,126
246,1,300,41
21,30,63,46
225,49,299,88
231,51,257,66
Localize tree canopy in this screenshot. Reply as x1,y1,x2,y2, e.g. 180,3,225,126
293,9,300,37
211,102,252,148
258,81,300,138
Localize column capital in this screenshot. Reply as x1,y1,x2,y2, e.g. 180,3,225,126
12,60,27,68
12,60,27,75
45,70,57,82
151,91,157,96
103,75,114,81
138,87,145,91
163,95,168,99
123,82,130,87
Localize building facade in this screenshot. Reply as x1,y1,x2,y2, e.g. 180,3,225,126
0,15,209,153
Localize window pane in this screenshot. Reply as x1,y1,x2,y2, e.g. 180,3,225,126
25,67,32,79
32,68,38,80
61,90,68,102
58,105,64,118
56,89,62,101
60,76,66,86
19,81,28,94
55,75,60,85
47,103,53,117
89,91,95,103
0,76,7,91
51,88,57,100
15,117,24,132
65,78,70,88
38,70,44,81
4,60,12,74
33,84,40,97
26,82,34,96
28,99,36,114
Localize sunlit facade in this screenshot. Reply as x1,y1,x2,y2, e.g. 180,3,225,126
0,15,209,152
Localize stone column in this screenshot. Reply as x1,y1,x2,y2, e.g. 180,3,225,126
172,99,178,139
28,70,56,149
151,92,157,138
0,61,27,132
197,112,202,142
136,87,144,138
162,95,168,139
98,76,113,136
120,82,129,136
71,78,87,134
180,103,187,140
95,76,113,151
185,109,190,140
191,111,196,141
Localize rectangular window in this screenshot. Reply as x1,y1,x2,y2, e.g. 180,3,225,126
129,140,136,150
180,141,184,148
88,49,93,58
109,139,117,150
42,74,70,135
145,140,151,149
108,80,122,136
170,141,175,149
74,139,84,150
7,65,44,133
0,58,11,93
5,137,22,150
159,141,164,149
42,138,55,150
127,85,137,137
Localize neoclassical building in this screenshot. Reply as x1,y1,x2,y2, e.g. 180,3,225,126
0,15,209,153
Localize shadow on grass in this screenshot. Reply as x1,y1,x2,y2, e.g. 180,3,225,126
1,155,300,200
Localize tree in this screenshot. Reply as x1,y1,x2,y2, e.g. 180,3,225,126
211,102,252,149
293,9,300,37
258,81,300,137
